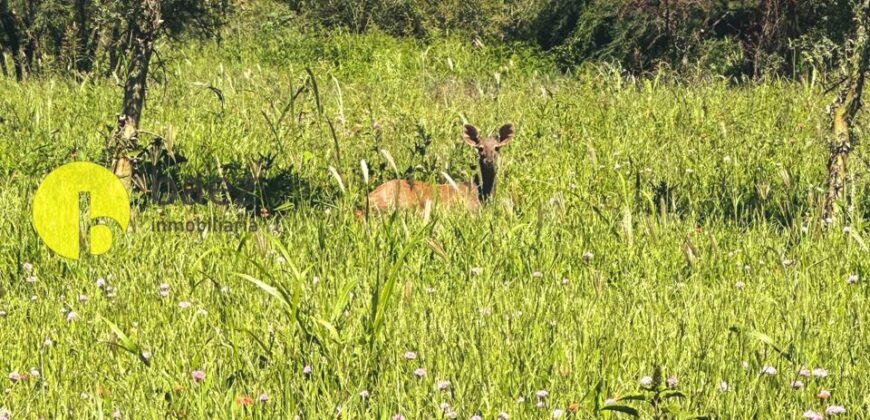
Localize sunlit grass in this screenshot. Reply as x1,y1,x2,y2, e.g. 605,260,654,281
0,13,867,419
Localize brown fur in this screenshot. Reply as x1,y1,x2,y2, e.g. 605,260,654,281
358,123,514,217
365,179,480,212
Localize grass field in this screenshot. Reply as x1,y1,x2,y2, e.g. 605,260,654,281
0,8,868,419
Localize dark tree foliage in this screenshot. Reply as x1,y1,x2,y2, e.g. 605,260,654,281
283,0,861,78
0,0,229,78
0,0,864,79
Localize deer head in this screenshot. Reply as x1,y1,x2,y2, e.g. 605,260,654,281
462,123,514,167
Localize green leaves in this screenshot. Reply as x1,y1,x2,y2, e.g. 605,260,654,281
729,325,793,361
600,404,640,417
234,234,345,348
100,315,149,367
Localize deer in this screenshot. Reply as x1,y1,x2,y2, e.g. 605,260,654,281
360,123,514,216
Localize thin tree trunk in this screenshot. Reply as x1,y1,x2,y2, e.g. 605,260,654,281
108,0,161,192
822,1,870,223
21,0,35,75
75,0,92,72
0,0,24,81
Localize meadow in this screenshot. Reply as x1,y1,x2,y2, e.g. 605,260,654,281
0,10,868,419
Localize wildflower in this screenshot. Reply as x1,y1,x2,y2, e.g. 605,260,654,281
178,301,191,309
719,380,729,392
552,409,565,418
0,310,6,317
359,390,369,399
812,368,828,378
8,372,20,382
23,262,33,272
801,225,808,233
561,278,569,285
302,365,312,376
29,368,39,378
112,409,122,419
798,368,811,377
392,415,405,420
403,351,417,360
816,389,831,400
439,402,450,411
516,396,525,403
735,281,745,289
536,390,549,399
67,311,78,322
78,294,87,303
445,412,458,419
140,351,151,361
191,370,205,382
639,376,653,387
413,368,427,377
258,393,269,402
96,278,106,288
604,398,616,405
235,395,253,406
666,376,678,388
43,338,53,347
470,267,483,275
536,401,545,408
791,380,804,389
825,405,846,415
0,408,9,420
532,271,544,278
582,251,594,262
567,402,579,411
741,361,750,369
26,275,37,283
761,365,777,375
843,226,851,233
847,274,859,284
159,283,170,298
498,412,510,419
437,380,450,390
471,415,483,420
803,410,823,420
276,255,286,264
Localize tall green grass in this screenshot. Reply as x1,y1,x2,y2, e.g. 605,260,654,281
0,19,867,419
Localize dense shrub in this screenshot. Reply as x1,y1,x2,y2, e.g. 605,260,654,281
282,0,860,79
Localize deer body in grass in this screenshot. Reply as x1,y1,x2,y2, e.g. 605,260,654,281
363,123,514,214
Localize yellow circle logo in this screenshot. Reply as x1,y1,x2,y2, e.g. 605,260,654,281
32,162,130,260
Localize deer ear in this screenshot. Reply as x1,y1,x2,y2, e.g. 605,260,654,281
462,124,479,146
497,123,514,146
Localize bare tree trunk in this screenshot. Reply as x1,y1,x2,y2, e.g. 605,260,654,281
74,0,92,72
21,0,36,75
822,1,870,223
0,0,24,81
108,0,161,192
